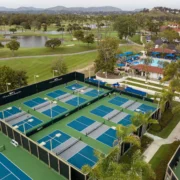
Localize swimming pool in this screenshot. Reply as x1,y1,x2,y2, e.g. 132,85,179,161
131,58,169,68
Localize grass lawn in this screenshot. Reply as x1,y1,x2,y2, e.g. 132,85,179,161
148,102,180,138
0,51,97,84
149,141,180,180
129,34,142,45
127,78,165,88
0,44,97,58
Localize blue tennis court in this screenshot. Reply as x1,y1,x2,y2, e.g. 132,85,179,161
67,116,94,131
91,105,114,117
66,97,86,107
68,146,98,169
96,128,117,147
108,96,128,106
68,116,117,147
66,83,84,91
38,130,70,150
118,115,132,126
136,104,156,113
47,90,66,99
85,89,104,97
0,153,31,180
0,106,21,119
42,105,67,118
24,97,46,108
13,116,43,133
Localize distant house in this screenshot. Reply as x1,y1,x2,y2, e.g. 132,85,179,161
131,64,163,79
168,23,179,29
150,48,176,54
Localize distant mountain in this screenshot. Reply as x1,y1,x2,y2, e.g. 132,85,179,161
16,6,43,11
46,6,122,12
0,6,123,13
0,6,14,11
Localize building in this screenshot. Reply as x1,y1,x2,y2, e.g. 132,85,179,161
131,64,163,79
165,145,180,180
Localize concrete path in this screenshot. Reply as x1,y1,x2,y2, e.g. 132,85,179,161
0,50,97,61
143,122,180,162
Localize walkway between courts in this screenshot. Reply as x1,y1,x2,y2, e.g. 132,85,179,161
143,122,180,162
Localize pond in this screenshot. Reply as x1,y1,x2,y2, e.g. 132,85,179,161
2,35,49,48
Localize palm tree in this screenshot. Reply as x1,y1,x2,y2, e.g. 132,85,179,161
160,43,168,58
114,124,141,162
131,112,158,128
125,150,156,180
176,44,180,56
144,41,155,55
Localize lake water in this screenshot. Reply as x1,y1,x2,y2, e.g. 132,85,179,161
2,35,48,48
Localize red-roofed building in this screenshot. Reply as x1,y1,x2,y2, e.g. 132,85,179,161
131,64,163,79
150,48,176,54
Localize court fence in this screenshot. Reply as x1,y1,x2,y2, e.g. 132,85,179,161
165,146,180,180
0,72,84,106
0,120,87,180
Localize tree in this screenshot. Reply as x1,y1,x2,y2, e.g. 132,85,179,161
45,39,61,49
176,44,180,55
42,23,47,32
146,20,162,35
160,43,168,58
9,28,17,34
0,42,4,48
31,20,41,32
73,30,84,41
114,16,137,39
161,29,179,43
131,112,158,128
57,27,65,39
114,124,140,162
144,41,155,54
83,33,94,46
0,66,28,93
142,57,154,81
6,40,20,56
51,57,68,76
94,37,119,75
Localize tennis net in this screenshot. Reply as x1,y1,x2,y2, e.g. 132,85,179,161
5,112,27,123
108,111,121,121
56,138,80,156
58,94,72,101
86,122,104,135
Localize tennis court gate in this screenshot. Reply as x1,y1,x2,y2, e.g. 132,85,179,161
0,120,87,180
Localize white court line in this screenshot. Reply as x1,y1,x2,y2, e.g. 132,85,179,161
0,153,32,180
0,173,12,180
0,162,20,180
78,152,96,164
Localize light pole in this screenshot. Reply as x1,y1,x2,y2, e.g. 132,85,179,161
1,107,12,120
14,118,34,134
44,98,57,118
53,70,58,78
34,75,39,84
39,133,61,152
6,83,11,92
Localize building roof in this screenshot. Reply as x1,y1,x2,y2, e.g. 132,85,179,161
150,48,176,54
131,64,163,74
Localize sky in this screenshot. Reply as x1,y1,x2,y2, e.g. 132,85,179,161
1,0,180,11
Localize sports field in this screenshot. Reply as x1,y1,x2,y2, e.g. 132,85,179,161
0,132,66,180
0,81,109,134
29,89,157,170
0,80,157,173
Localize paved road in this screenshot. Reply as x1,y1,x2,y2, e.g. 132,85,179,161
0,40,143,61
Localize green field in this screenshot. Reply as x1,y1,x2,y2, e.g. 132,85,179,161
0,52,97,83
0,132,66,180
0,45,143,84
149,141,180,180
0,44,97,58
